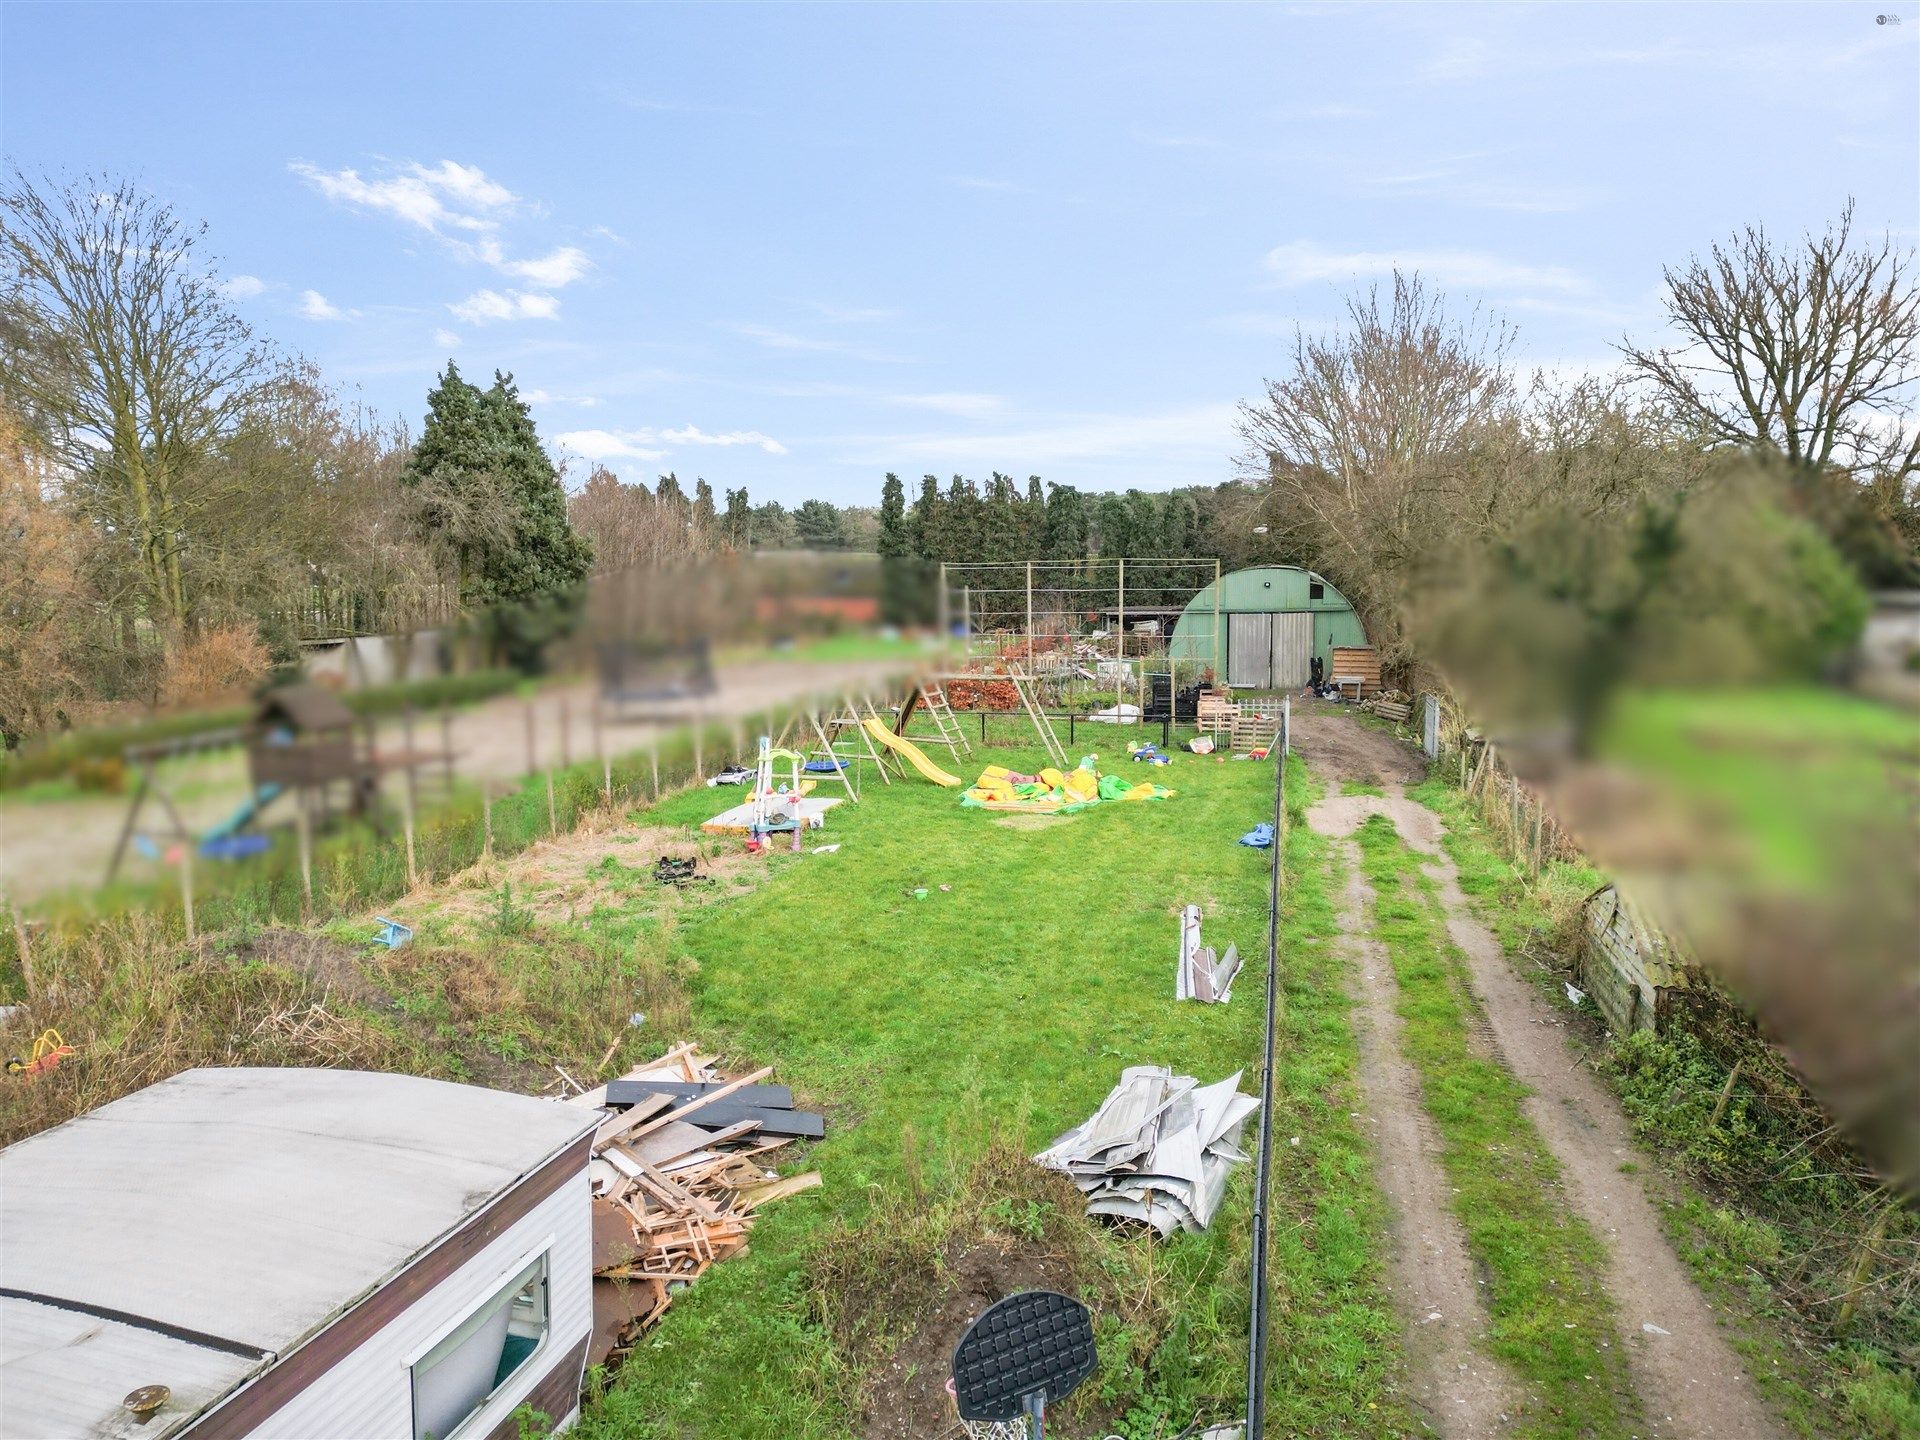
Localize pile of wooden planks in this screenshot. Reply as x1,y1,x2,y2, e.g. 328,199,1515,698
577,1043,824,1368
1360,689,1412,723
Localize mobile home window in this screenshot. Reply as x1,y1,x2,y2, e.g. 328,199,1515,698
411,1253,549,1440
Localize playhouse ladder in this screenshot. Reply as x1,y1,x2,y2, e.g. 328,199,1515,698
1007,667,1069,769
915,681,972,757
825,693,891,785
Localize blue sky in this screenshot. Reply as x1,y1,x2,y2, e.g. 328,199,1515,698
4,3,1916,506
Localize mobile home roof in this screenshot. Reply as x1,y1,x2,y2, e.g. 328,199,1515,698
0,1067,594,1439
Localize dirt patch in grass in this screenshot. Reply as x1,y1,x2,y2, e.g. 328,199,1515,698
1289,698,1427,786
429,821,759,928
810,1134,1144,1440
858,1234,1087,1440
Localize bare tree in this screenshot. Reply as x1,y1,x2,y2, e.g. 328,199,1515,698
569,466,715,573
0,172,271,630
1621,202,1920,483
0,407,100,744
1235,272,1519,647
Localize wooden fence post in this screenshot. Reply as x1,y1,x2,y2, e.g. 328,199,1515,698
546,770,558,835
179,846,195,944
560,697,572,769
523,699,536,776
1708,1059,1745,1130
3,891,31,995
296,790,314,915
594,704,611,805
401,780,418,889
482,782,494,857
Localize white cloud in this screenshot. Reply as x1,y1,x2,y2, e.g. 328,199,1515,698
730,322,902,363
221,274,267,299
298,289,345,321
410,159,515,212
1275,102,1372,120
660,425,788,454
556,423,786,461
799,300,899,324
1355,153,1596,214
557,429,667,462
732,323,845,353
1264,240,1588,294
291,159,519,234
433,327,460,348
589,224,630,246
1137,131,1224,150
503,246,591,288
841,403,1239,469
887,392,1005,418
449,288,560,324
523,389,599,407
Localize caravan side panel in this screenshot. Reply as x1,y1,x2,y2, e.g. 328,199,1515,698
182,1136,593,1440
254,1172,592,1440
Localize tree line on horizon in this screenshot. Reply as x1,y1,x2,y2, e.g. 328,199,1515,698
3,167,1914,748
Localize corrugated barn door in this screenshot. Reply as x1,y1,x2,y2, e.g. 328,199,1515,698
1270,611,1313,687
1227,613,1272,688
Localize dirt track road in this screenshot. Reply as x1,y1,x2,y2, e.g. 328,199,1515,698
0,656,908,904
1297,701,1781,1440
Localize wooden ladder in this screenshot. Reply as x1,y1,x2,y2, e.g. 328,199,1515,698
915,680,973,757
1007,666,1070,769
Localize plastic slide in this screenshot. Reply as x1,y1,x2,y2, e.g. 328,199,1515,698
201,782,284,846
860,717,963,787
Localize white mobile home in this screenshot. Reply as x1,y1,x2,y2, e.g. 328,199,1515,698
0,1067,597,1440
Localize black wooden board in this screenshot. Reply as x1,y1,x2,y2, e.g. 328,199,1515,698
679,1102,824,1139
606,1079,796,1110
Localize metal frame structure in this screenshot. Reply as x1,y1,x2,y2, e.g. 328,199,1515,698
936,558,1225,679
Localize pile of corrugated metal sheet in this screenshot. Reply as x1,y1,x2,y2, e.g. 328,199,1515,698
578,1044,824,1367
1035,1066,1260,1236
1176,904,1242,1003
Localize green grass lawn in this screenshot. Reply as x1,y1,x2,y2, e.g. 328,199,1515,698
1597,685,1918,894
565,729,1414,1439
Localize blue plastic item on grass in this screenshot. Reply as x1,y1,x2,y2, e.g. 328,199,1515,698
1238,822,1275,849
201,834,272,861
373,916,413,949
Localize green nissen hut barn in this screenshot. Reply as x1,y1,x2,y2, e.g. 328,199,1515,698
1167,565,1367,689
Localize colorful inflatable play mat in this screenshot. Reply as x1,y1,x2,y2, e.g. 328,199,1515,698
961,760,1174,814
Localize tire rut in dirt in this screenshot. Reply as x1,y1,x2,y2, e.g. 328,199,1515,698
1413,797,1786,1440
1332,838,1518,1438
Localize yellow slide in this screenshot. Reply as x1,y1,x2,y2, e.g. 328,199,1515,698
861,717,964,787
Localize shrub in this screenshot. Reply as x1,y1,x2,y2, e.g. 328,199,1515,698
158,624,272,709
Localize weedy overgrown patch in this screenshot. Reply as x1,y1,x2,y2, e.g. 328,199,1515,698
0,915,426,1146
